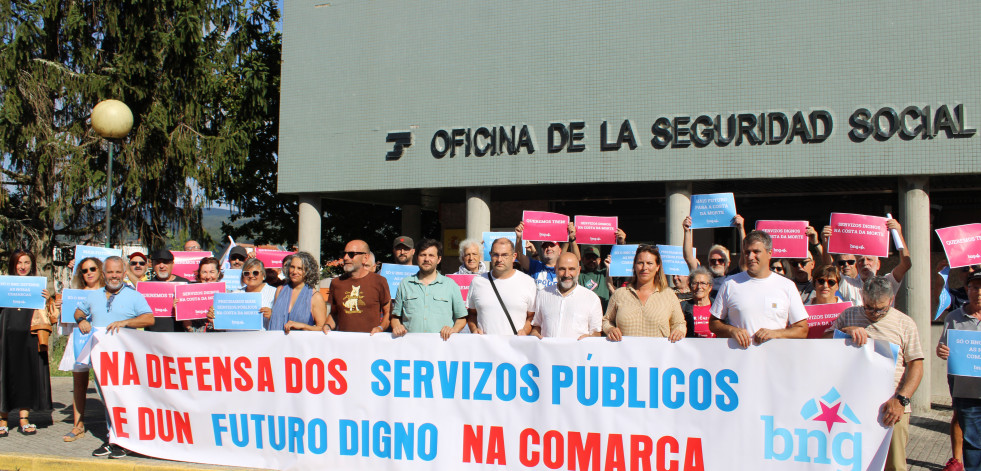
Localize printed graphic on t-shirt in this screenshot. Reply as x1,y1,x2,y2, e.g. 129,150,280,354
342,285,365,313
585,279,598,291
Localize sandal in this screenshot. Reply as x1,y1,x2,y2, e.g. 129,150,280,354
18,417,36,436
63,423,85,442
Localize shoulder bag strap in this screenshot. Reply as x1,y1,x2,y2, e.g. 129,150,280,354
488,274,518,335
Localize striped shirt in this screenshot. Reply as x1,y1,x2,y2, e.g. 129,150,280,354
603,286,686,338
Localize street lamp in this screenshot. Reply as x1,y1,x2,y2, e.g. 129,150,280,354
91,99,133,248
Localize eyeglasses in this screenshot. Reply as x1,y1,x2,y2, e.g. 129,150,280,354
691,281,711,287
244,270,262,278
863,305,889,318
709,258,726,265
771,266,784,272
80,266,99,274
815,278,838,287
836,260,856,266
342,251,367,258
130,261,146,267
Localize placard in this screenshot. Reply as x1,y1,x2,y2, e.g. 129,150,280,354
755,220,809,259
175,282,224,321
481,232,516,261
574,215,617,245
936,223,981,268
948,330,981,377
655,244,690,276
608,244,639,277
379,263,419,298
255,248,295,270
0,275,46,309
521,210,570,242
689,193,737,229
172,251,213,281
73,245,122,275
60,288,93,323
445,274,476,302
213,292,263,331
137,282,181,318
826,213,889,257
223,269,244,292
804,302,852,339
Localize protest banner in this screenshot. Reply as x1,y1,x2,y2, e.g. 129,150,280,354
175,282,224,321
689,193,737,229
173,251,213,281
574,216,617,245
256,249,295,270
948,330,981,377
655,245,689,276
73,245,123,275
60,288,93,323
0,275,46,309
936,223,981,268
137,282,181,318
608,244,639,277
224,269,244,292
827,213,889,257
754,220,809,259
522,211,569,242
379,264,419,299
445,274,476,303
804,302,852,339
92,330,895,471
213,292,263,331
481,232,516,261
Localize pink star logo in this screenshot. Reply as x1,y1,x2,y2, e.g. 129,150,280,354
812,402,847,432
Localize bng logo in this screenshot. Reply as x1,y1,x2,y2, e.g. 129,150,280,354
761,387,862,470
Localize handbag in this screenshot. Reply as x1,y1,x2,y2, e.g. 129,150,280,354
487,274,518,335
30,309,52,352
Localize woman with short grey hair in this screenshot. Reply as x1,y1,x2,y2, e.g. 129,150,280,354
455,238,488,274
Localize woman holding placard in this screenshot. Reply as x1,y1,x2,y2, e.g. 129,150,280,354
602,245,686,341
186,257,223,332
0,250,53,437
807,265,845,305
59,256,106,441
236,258,277,330
270,252,326,333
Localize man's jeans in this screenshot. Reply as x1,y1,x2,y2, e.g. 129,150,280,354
955,397,981,469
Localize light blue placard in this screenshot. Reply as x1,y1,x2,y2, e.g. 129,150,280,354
72,326,94,367
223,269,244,292
482,232,516,261
608,245,640,277
689,193,737,229
0,275,46,309
213,292,263,331
73,245,122,275
60,289,93,323
936,267,951,320
379,263,419,298
948,330,981,377
656,245,689,276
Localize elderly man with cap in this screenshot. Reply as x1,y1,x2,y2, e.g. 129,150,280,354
144,249,189,332
228,246,249,270
124,252,149,286
392,235,415,265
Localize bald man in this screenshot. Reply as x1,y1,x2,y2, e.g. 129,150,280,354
324,239,391,334
531,252,603,340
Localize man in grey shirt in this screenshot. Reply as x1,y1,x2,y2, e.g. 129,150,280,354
938,271,981,470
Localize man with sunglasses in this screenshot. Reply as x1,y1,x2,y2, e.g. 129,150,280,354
821,219,911,306
124,252,149,286
227,246,249,270
324,240,391,334
145,249,190,333
825,276,922,471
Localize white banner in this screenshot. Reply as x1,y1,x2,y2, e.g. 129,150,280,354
91,331,897,471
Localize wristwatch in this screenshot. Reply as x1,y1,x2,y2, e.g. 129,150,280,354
895,394,910,407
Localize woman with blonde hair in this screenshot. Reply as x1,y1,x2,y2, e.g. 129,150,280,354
603,245,686,341
59,256,106,442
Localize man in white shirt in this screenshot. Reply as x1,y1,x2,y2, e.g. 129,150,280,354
710,230,809,347
531,252,602,340
467,238,538,335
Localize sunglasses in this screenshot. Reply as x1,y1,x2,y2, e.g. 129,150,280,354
80,266,99,274
342,251,367,258
836,260,856,266
709,258,726,265
230,256,246,262
797,259,813,266
130,261,146,266
771,265,784,271
961,265,981,273
244,270,262,277
815,278,838,287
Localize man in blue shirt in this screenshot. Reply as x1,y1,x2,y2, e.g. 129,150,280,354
391,239,468,340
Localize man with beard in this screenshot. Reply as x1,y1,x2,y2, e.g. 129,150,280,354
709,231,809,348
74,256,154,460
145,249,189,332
530,252,602,339
514,221,575,290
324,240,391,334
390,239,468,340
227,246,248,269
392,235,415,265
820,219,910,306
467,238,537,335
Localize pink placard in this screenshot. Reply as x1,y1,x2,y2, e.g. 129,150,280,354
522,211,569,242
827,213,889,257
446,274,477,302
691,305,715,338
172,251,213,281
754,220,808,259
805,302,852,339
136,282,181,318
255,248,295,269
574,215,618,245
175,282,224,321
936,223,981,268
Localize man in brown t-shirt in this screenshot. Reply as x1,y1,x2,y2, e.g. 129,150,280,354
325,240,391,334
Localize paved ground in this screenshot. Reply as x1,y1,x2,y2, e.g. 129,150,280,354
0,377,961,470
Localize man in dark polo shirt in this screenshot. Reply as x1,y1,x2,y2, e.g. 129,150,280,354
324,239,391,334
145,249,189,332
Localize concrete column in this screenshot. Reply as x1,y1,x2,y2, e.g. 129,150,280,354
297,194,322,266
665,182,692,246
401,204,422,240
899,176,931,413
466,189,491,241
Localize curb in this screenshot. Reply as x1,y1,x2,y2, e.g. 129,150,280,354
0,452,265,471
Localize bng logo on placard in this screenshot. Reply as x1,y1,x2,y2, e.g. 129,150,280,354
761,387,862,470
